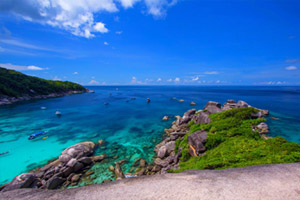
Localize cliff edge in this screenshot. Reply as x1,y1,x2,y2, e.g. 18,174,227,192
1,163,300,200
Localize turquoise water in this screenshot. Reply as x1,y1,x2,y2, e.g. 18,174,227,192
0,86,300,186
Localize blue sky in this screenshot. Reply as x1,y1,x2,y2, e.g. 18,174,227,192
0,0,299,85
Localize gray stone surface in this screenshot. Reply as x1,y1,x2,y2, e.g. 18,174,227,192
1,163,300,200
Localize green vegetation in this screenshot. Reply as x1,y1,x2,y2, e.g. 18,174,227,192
0,67,86,97
172,107,300,172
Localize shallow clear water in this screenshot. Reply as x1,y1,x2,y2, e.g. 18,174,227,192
0,86,299,186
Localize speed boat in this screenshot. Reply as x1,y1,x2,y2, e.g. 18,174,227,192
0,151,9,156
55,111,62,116
28,131,47,140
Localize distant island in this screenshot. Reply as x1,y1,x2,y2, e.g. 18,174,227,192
0,67,88,105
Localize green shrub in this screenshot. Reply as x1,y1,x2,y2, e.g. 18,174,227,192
172,107,300,172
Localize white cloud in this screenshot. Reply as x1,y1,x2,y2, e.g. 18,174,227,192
116,31,123,34
0,63,47,71
93,22,109,33
145,0,177,16
192,76,199,81
174,77,180,82
157,78,162,81
131,76,143,84
216,80,220,84
73,72,78,75
167,78,172,82
88,80,100,85
0,0,177,38
104,41,109,45
285,66,298,70
118,0,140,8
285,59,299,63
204,71,219,75
53,76,62,81
27,65,44,70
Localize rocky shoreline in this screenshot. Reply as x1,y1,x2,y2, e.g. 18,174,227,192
150,100,270,174
0,99,271,192
0,90,89,106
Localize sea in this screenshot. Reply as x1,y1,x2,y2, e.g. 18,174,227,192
0,86,299,186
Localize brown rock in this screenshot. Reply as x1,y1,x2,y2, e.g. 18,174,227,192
162,116,170,121
98,140,105,146
71,174,80,182
91,154,106,162
188,130,207,156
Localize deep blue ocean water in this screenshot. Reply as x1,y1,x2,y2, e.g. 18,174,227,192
0,86,299,186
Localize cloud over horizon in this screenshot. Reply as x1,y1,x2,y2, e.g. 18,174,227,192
0,63,47,71
285,66,298,71
0,0,177,38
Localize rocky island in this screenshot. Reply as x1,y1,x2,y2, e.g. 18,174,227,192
1,99,300,199
0,67,88,105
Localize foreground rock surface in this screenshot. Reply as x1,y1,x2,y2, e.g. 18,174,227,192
1,163,300,200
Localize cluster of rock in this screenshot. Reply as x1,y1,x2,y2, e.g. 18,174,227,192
153,100,270,173
1,141,106,192
0,90,88,106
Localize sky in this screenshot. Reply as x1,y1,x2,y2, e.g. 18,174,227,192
0,0,299,86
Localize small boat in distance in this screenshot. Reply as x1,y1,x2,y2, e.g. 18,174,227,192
28,131,47,140
88,90,95,93
41,106,47,110
0,151,9,156
55,111,62,116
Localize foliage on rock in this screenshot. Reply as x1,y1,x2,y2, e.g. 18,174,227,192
172,107,300,172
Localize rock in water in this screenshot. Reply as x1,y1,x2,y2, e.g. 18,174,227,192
162,116,170,121
58,141,96,163
178,99,184,103
190,102,196,106
91,154,106,162
114,162,125,180
147,98,151,103
98,140,105,146
188,131,207,156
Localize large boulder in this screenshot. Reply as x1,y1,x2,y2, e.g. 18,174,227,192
59,141,96,163
188,131,207,156
157,146,167,158
165,141,175,154
203,101,222,114
1,173,38,192
192,111,211,124
114,162,125,180
180,109,196,124
46,177,65,189
236,100,249,108
154,158,169,168
257,122,269,134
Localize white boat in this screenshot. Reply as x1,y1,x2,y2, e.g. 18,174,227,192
41,106,47,110
55,111,62,116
